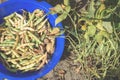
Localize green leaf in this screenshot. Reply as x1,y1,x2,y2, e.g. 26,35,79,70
55,13,67,25
84,32,89,42
64,0,70,6
103,21,113,33
50,4,63,14
65,6,71,13
84,25,96,42
87,0,95,18
95,31,109,43
101,31,109,38
87,25,96,37
95,32,103,43
96,21,105,31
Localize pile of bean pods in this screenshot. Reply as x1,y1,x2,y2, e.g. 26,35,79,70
0,9,60,72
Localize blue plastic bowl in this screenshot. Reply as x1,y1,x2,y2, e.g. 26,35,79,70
0,0,65,80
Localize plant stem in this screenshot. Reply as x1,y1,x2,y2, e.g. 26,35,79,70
67,13,80,44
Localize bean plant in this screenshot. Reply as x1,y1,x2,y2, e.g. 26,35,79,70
51,0,120,80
